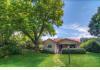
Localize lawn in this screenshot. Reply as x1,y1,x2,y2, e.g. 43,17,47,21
0,51,100,67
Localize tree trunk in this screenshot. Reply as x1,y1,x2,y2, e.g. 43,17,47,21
34,40,40,52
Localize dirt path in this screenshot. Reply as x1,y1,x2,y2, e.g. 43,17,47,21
53,54,65,66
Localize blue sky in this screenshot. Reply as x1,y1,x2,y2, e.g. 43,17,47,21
42,0,100,40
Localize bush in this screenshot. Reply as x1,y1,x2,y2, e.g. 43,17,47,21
0,48,7,57
80,39,95,48
7,46,22,55
0,45,22,58
80,39,100,53
62,48,86,54
85,42,100,53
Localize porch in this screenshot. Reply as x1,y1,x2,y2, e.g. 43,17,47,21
57,44,78,53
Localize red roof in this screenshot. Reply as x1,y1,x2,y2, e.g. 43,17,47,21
53,38,61,42
44,38,80,43
70,38,80,42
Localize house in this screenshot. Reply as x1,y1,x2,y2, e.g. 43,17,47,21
43,38,80,53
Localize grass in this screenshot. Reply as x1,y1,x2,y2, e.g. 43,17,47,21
0,51,100,67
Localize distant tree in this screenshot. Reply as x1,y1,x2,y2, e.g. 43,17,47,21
89,7,100,37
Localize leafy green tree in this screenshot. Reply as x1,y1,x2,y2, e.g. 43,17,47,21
0,0,34,46
0,0,14,46
89,7,100,37
0,0,64,51
10,0,63,51
26,0,64,51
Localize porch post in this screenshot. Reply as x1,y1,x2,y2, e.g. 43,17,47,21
76,44,80,48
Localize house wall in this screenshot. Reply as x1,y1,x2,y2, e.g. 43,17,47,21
43,40,58,53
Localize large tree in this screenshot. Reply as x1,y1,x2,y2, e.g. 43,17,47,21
15,0,64,51
26,0,64,51
89,7,100,37
0,0,64,51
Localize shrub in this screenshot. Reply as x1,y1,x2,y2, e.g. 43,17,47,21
80,38,100,53
85,42,100,53
80,39,95,48
62,48,86,54
7,46,22,55
0,48,7,57
0,45,22,58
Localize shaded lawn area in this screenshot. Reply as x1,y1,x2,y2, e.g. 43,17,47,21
0,52,100,67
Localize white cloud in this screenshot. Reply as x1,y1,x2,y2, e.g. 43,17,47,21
42,23,95,40
60,23,88,33
69,23,95,38
58,23,95,38
41,35,58,40
77,27,89,33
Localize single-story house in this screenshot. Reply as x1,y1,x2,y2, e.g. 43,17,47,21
43,38,80,53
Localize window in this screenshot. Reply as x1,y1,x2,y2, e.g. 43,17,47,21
70,44,76,48
47,44,52,48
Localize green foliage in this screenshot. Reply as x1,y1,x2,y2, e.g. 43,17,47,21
0,0,63,50
11,31,32,48
0,43,22,58
80,39,96,48
0,0,64,51
7,46,22,55
41,48,86,54
80,38,100,53
24,41,34,49
62,48,86,54
89,7,100,37
13,0,64,49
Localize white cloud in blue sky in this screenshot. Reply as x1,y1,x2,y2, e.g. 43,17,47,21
42,0,100,40
54,23,93,38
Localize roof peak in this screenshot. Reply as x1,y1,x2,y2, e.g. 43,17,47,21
46,38,80,43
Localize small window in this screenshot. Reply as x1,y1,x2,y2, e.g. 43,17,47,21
47,44,52,48
70,44,76,48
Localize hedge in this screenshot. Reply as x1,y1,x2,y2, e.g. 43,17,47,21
62,48,86,54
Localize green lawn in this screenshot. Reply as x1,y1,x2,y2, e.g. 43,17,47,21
0,51,100,67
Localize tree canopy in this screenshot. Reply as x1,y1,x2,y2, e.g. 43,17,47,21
89,7,100,37
0,0,64,51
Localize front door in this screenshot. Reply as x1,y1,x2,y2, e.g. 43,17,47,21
58,44,63,53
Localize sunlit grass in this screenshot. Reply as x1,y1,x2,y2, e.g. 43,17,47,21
0,52,100,67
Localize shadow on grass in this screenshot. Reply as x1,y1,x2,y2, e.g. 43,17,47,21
0,51,50,67
59,53,100,67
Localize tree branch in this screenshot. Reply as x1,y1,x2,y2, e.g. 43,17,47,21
37,23,45,39
22,30,34,42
